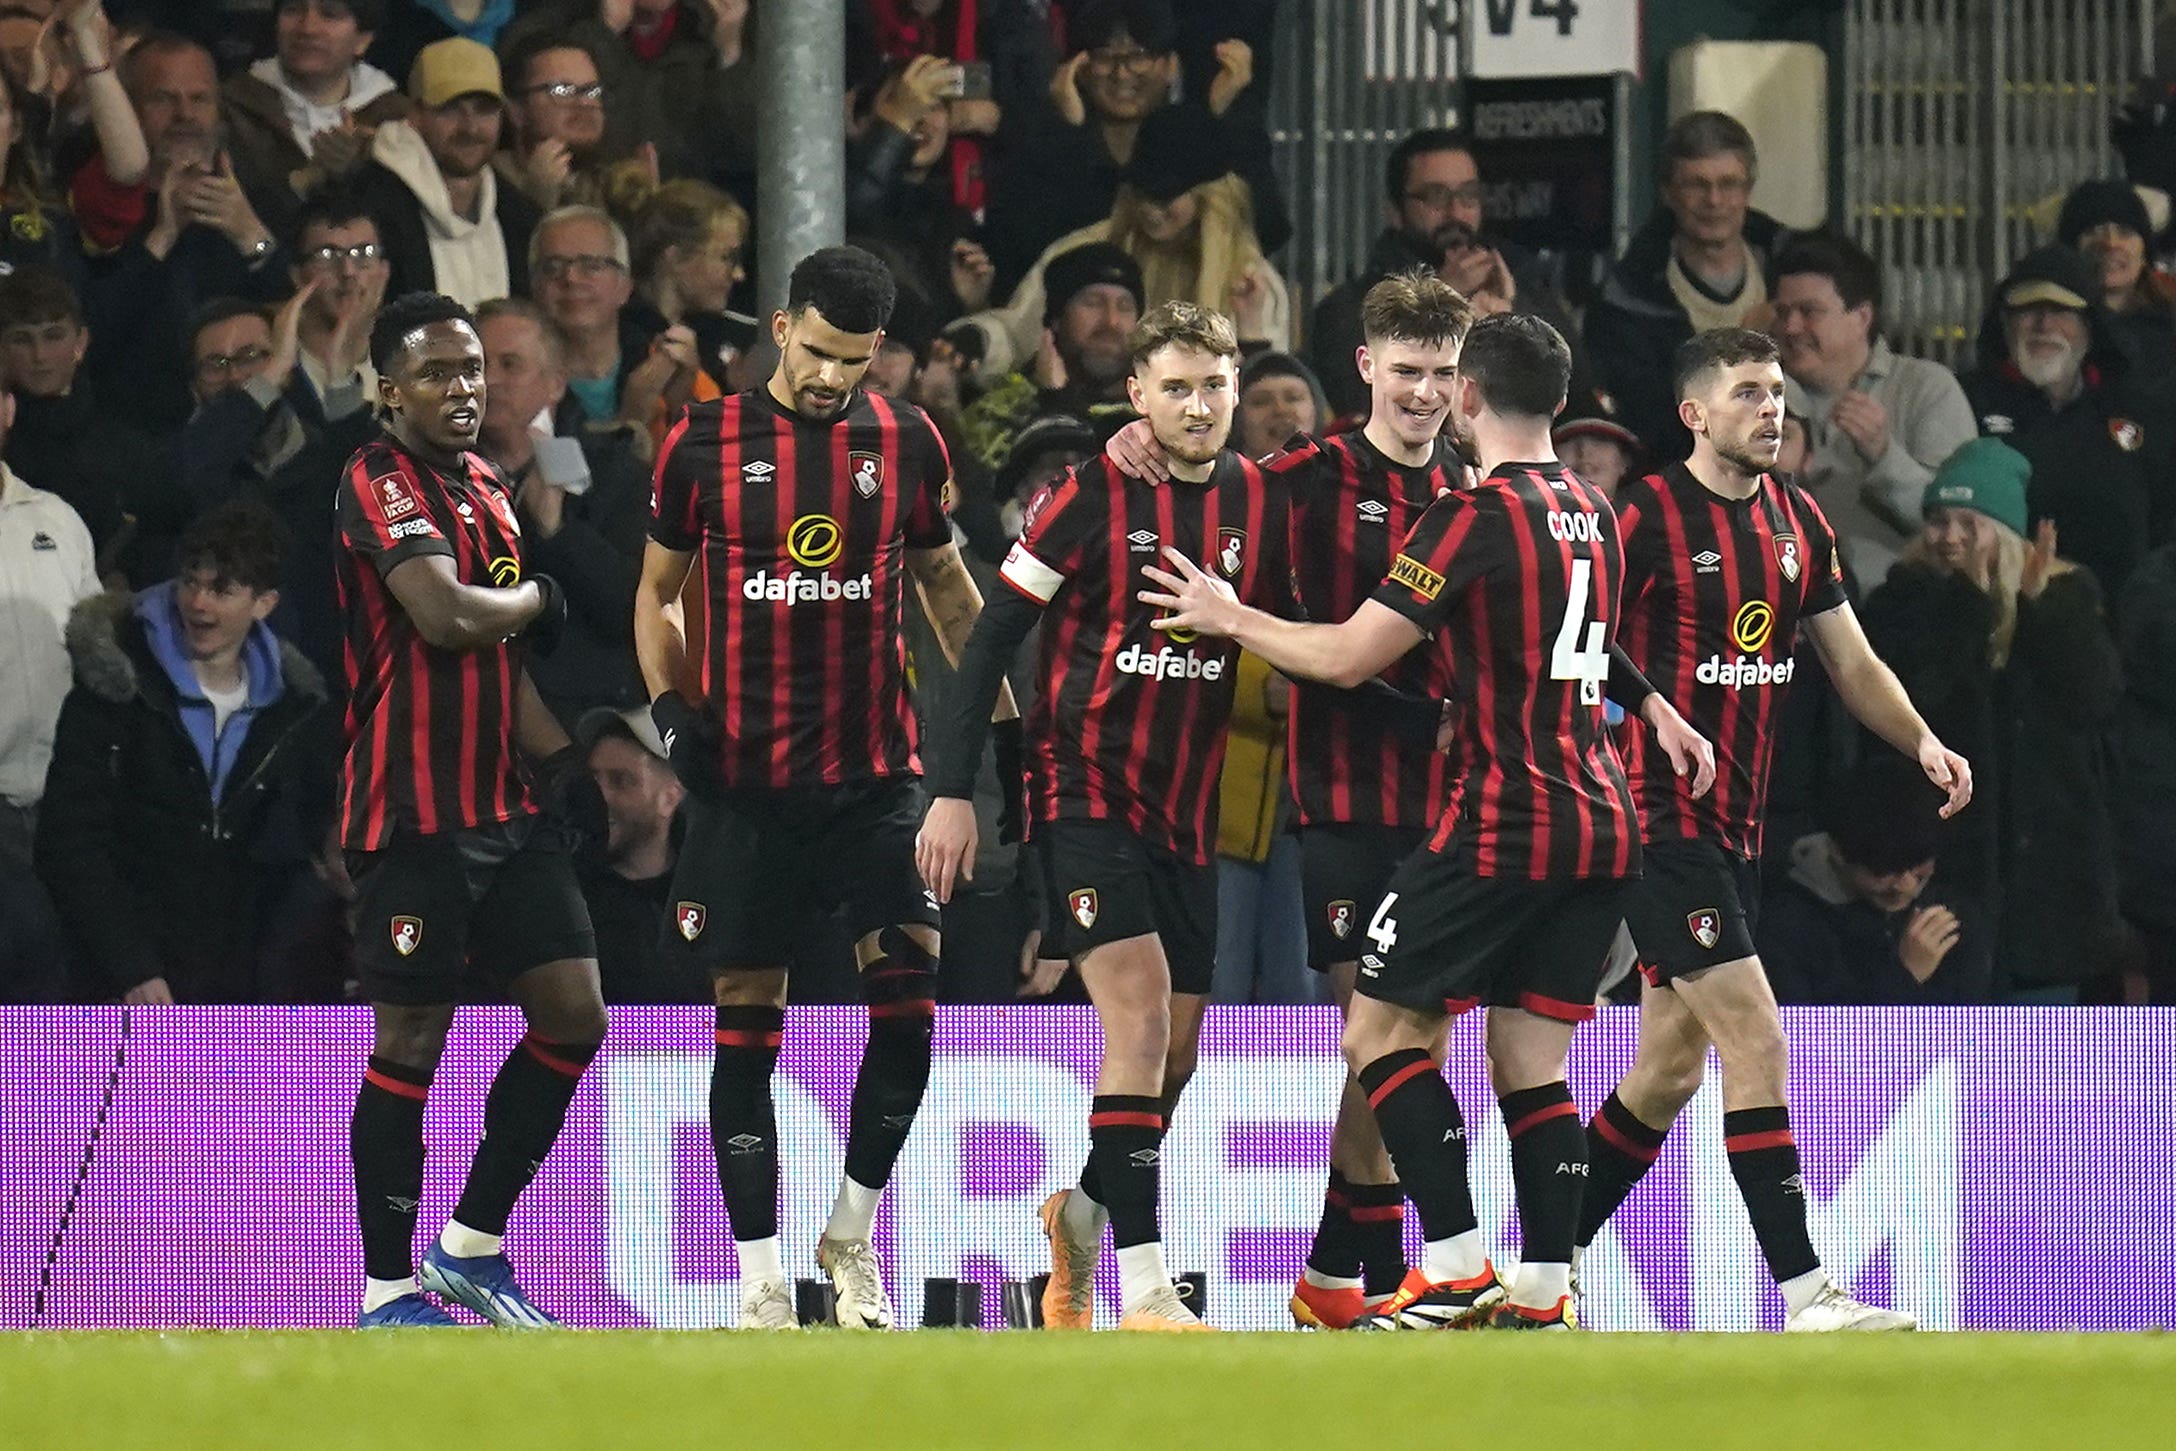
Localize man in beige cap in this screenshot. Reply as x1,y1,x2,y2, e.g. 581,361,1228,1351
350,37,541,306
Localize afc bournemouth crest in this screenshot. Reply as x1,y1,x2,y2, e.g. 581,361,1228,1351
1686,908,1722,951
677,901,707,942
1327,899,1356,940
1773,533,1802,584
850,450,885,498
1216,528,1246,578
390,916,424,957
2111,418,2145,452
1069,888,1099,931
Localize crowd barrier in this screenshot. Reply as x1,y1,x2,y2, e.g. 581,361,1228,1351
5,1007,2168,1331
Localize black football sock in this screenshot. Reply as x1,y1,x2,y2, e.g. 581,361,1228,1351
452,1034,599,1238
1347,1179,1409,1296
1499,1082,1585,1269
710,1004,786,1242
352,1055,431,1282
1724,1105,1820,1284
1356,1049,1478,1244
842,934,937,1192
1304,1169,1363,1281
1577,1090,1671,1246
1086,1095,1164,1250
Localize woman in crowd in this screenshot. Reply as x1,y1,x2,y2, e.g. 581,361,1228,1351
2058,178,2176,379
1857,437,2124,1001
618,177,749,442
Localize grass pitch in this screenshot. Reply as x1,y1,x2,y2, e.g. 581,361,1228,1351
5,1331,2172,1449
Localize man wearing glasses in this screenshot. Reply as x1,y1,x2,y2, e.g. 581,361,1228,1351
1586,110,1794,458
289,192,393,407
1306,126,1582,421
497,35,615,212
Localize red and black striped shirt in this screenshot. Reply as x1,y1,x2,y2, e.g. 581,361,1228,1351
999,452,1287,864
335,437,534,850
1613,463,1847,858
1371,461,1639,880
650,386,952,789
1272,430,1455,828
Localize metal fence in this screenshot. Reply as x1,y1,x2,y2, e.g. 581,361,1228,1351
1267,0,1463,321
1843,0,2155,366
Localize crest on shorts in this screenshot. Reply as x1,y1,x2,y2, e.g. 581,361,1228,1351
1327,899,1356,940
390,916,424,957
1216,528,1246,578
677,901,707,942
2111,418,2145,452
1686,908,1722,950
850,451,885,498
1069,888,1098,930
1773,533,1801,584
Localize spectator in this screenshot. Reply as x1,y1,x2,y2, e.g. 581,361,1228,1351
624,177,753,390
1307,126,1580,420
1858,437,2124,1000
73,33,289,437
351,37,539,307
1212,651,1308,1005
969,103,1291,371
984,0,1288,293
1773,230,1979,586
1551,386,1641,500
285,188,392,408
472,296,651,725
574,706,695,1003
1959,243,2176,600
1586,110,1793,458
845,55,990,335
2056,178,2176,381
36,500,339,1003
0,360,100,1001
956,239,1142,481
1760,764,1993,1005
0,63,87,282
223,0,407,240
2115,543,2176,1002
1233,350,1325,460
177,293,377,688
499,1,757,193
16,0,148,248
0,265,167,573
950,409,1098,569
495,31,622,212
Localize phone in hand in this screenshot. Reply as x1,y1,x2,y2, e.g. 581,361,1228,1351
938,60,993,101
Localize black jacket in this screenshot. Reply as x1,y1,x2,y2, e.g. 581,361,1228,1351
1860,561,2124,990
3,386,173,582
1583,206,1792,459
1759,833,1995,1005
349,158,541,305
2115,544,2176,931
34,594,336,1001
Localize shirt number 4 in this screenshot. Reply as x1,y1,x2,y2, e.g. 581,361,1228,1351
1551,557,1609,706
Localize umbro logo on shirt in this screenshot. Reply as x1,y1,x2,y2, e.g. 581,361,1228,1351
1356,500,1389,525
30,531,56,551
1127,529,1158,551
742,460,777,483
1693,550,1723,573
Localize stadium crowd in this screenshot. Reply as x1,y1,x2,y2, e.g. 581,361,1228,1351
0,0,2171,1012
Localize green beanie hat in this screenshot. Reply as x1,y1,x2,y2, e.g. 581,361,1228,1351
1924,437,2030,538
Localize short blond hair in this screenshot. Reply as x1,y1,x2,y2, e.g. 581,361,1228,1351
1128,299,1238,372
1360,270,1473,349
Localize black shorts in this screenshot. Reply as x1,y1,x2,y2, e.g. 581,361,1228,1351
663,777,938,972
1355,845,1630,1022
1036,819,1217,996
1624,834,1763,986
347,817,596,1006
1301,823,1430,970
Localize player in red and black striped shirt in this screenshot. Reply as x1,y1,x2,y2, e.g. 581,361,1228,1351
1105,272,1474,1328
919,302,1287,1331
1573,329,1972,1331
338,293,607,1330
1144,315,1714,1332
634,247,1014,1331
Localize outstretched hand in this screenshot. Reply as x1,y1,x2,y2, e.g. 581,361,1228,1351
1919,737,1973,818
1138,547,1243,638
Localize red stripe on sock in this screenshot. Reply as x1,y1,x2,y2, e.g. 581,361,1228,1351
715,1029,785,1048
364,1067,428,1102
521,1035,587,1078
1324,1186,1352,1210
1364,1058,1435,1110
1506,1099,1580,1139
1088,1110,1163,1130
868,998,936,1019
1726,1128,1795,1154
1442,995,1482,1016
1347,1204,1403,1223
1594,1110,1664,1165
1516,991,1598,1023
